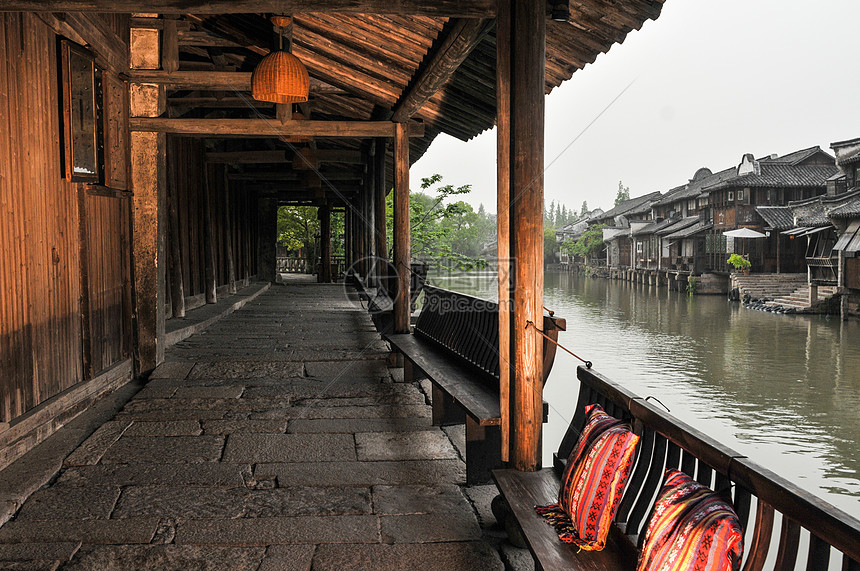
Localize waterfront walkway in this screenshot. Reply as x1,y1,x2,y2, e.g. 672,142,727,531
0,283,510,570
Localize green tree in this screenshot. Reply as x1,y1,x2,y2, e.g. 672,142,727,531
277,206,319,256
561,224,605,261
580,201,588,216
385,174,489,271
614,181,630,206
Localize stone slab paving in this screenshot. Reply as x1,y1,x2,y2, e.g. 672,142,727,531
0,284,510,570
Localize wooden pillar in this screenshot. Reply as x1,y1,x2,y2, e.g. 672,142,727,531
499,0,545,471
166,161,185,318
202,163,217,303
393,123,410,333
496,0,512,463
374,138,388,286
223,166,237,294
319,203,332,283
257,198,277,282
130,18,167,371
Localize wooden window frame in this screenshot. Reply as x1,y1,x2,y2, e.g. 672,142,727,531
60,39,100,183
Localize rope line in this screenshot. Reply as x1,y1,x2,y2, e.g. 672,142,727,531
525,320,592,369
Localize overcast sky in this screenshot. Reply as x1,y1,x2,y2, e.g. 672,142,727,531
410,0,860,216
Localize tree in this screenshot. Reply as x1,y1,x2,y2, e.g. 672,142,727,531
580,201,588,217
277,206,319,256
386,174,490,271
614,181,630,206
561,224,605,261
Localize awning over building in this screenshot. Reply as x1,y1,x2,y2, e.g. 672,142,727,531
656,216,699,237
834,220,860,253
665,221,712,240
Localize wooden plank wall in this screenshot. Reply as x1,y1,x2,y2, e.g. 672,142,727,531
0,13,85,422
84,193,131,374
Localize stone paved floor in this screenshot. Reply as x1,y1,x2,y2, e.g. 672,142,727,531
0,283,520,570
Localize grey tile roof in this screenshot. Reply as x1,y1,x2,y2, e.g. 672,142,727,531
632,217,682,236
596,191,662,221
665,221,712,240
755,206,794,230
788,189,860,225
655,216,699,236
759,146,832,166
656,167,737,204
828,196,860,219
708,164,838,190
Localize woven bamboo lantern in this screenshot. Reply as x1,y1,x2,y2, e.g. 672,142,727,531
251,16,309,104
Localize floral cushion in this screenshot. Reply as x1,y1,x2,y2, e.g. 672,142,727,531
535,403,640,550
637,470,744,571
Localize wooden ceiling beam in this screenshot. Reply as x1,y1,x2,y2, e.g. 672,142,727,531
206,150,287,163
0,0,495,15
228,171,363,182
131,71,339,95
130,117,425,138
391,18,493,123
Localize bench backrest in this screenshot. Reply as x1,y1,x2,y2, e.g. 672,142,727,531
557,365,860,571
415,285,566,385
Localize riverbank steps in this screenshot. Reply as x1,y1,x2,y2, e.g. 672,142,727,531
0,283,524,570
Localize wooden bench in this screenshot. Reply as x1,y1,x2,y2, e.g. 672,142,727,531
493,365,860,570
385,285,566,484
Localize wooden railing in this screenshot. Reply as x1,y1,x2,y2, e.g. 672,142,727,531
276,256,309,273
568,366,860,570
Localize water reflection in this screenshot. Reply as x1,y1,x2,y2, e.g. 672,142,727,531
428,271,860,517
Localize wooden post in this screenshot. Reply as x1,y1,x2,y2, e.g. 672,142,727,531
393,122,410,333
504,0,545,471
166,160,185,318
374,137,388,286
202,163,217,303
496,0,512,463
319,203,332,283
130,18,167,371
257,198,278,282
223,165,237,294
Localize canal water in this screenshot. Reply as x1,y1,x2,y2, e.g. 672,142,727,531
427,270,860,519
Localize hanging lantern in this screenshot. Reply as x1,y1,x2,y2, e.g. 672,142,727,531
251,15,309,104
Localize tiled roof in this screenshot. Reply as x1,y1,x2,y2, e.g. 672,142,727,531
632,217,681,236
760,146,832,166
657,167,737,204
655,216,699,236
840,147,860,165
789,189,860,225
828,196,860,219
709,164,838,190
596,191,662,221
665,221,712,240
755,206,794,230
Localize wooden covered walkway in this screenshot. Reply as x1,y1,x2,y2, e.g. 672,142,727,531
0,283,507,569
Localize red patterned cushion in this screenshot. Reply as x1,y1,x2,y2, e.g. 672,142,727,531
535,403,639,550
637,470,744,571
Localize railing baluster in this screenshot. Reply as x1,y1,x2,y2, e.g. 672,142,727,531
806,533,831,571
773,516,801,571
629,433,669,544
695,460,713,487
665,441,681,471
616,425,655,525
742,500,774,571
735,487,752,531
843,554,860,571
680,449,696,477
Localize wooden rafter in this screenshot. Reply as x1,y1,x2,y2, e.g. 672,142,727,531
391,18,492,123
0,0,495,15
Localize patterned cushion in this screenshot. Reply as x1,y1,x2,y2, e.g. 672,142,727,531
637,470,744,571
535,403,640,550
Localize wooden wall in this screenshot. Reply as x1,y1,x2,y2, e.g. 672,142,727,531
0,13,132,429
0,13,85,422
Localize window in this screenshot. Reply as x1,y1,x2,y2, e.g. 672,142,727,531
728,191,734,202
61,40,99,183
